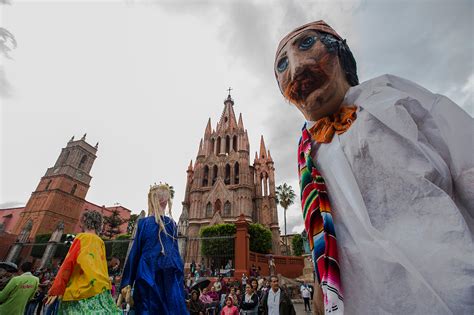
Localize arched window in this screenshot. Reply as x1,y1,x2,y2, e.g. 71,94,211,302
45,180,52,190
234,162,240,184
210,138,215,155
224,201,231,217
260,174,265,196
71,184,77,195
215,199,222,213
212,165,218,185
266,176,270,196
225,135,230,154
78,155,87,170
233,135,237,152
206,202,213,217
216,137,221,155
203,165,209,187
224,164,231,185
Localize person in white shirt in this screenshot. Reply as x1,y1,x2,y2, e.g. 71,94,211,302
261,276,295,315
300,282,312,312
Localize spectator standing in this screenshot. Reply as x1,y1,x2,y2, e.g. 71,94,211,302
228,287,239,306
208,286,219,301
0,262,18,291
240,284,259,315
261,276,295,315
220,296,239,315
213,280,222,294
300,282,312,312
241,273,248,289
186,273,193,288
189,290,204,315
0,261,39,315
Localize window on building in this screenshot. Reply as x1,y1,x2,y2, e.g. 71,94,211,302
206,202,213,218
225,135,230,154
71,184,77,195
210,138,215,155
225,164,231,185
215,199,222,213
203,165,209,187
45,180,52,190
212,165,218,185
224,201,231,217
233,135,237,152
216,137,221,155
234,162,240,184
78,155,87,170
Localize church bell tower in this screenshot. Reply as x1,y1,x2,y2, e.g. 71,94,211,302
13,134,98,239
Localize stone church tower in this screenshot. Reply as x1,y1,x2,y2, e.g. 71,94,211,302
13,135,97,240
179,93,280,266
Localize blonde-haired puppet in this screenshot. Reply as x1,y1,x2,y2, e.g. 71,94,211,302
120,183,187,314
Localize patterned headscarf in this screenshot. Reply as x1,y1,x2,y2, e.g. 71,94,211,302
275,20,342,60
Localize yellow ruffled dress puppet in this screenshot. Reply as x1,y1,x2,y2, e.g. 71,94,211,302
47,210,120,314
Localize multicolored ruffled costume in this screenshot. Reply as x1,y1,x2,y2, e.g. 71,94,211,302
48,232,120,314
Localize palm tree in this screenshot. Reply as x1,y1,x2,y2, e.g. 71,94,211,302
275,183,296,254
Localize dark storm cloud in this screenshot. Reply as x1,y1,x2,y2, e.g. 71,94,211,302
353,0,473,110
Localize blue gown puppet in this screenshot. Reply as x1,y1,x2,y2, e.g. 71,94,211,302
120,184,188,314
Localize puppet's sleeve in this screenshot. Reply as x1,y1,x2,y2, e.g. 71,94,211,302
429,95,474,214
49,237,81,296
120,218,143,289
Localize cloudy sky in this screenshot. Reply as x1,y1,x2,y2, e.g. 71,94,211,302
1,0,472,234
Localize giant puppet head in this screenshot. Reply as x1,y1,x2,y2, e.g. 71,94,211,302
148,183,173,219
274,21,359,122
148,183,174,254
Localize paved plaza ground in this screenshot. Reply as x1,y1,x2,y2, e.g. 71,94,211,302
293,300,315,314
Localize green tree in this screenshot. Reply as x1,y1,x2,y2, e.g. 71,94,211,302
200,224,236,258
103,209,125,239
111,233,132,262
163,182,175,199
291,234,304,256
276,183,296,253
127,214,139,234
248,223,272,254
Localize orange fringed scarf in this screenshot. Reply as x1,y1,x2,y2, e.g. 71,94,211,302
308,105,357,143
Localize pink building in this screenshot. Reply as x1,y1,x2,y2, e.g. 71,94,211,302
0,202,132,237
74,201,132,236
0,207,24,234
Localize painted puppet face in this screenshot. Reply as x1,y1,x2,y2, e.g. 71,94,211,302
275,30,349,122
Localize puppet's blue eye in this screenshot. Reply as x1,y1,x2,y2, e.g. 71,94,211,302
277,57,288,72
299,36,316,50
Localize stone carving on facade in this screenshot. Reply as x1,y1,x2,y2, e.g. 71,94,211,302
179,93,281,267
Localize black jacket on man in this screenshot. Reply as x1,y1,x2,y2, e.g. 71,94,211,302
261,288,296,315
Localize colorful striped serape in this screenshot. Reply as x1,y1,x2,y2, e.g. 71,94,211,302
298,124,344,314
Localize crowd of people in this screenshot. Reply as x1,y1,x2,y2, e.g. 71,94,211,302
185,274,296,315
0,185,305,315
0,258,308,315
